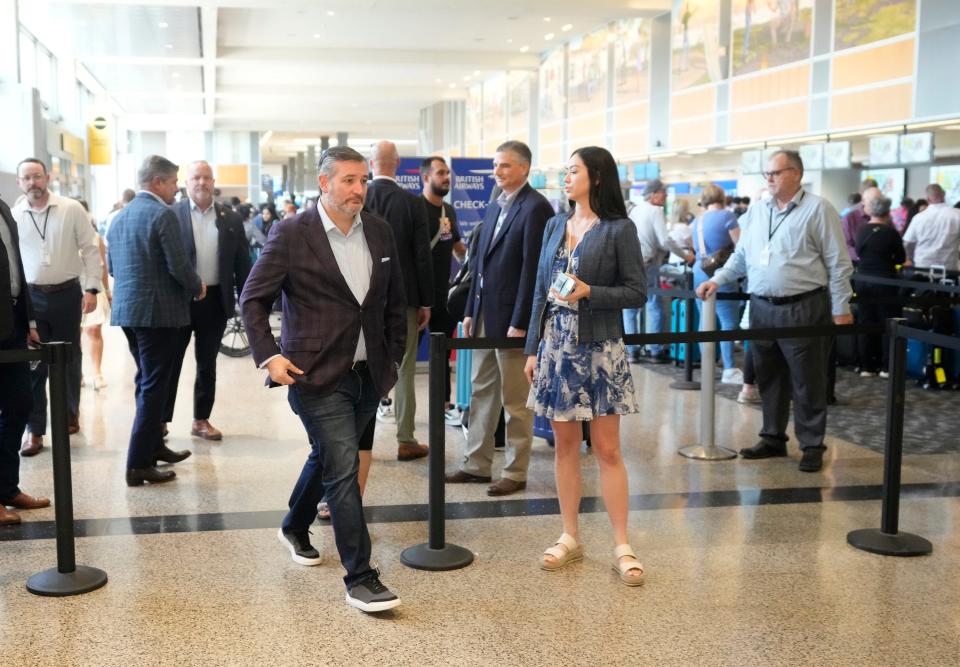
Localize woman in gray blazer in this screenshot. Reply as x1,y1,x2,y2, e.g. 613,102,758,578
523,146,647,586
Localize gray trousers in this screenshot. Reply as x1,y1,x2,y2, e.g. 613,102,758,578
27,283,83,434
749,291,831,452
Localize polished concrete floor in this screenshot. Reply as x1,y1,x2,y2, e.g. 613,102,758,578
1,326,958,666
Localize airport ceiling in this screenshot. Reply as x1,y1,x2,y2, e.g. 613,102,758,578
23,0,671,157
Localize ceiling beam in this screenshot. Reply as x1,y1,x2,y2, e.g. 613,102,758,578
200,4,218,118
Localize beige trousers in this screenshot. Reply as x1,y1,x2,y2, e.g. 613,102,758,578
460,319,533,481
394,308,420,445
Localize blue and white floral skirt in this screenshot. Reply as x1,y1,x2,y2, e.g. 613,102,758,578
527,305,639,422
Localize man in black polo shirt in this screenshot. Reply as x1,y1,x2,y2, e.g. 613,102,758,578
420,157,467,424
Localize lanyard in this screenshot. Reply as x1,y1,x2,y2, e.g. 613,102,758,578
768,191,804,241
565,215,598,272
27,207,52,241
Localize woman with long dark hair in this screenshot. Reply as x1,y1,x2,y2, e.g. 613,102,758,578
524,146,647,586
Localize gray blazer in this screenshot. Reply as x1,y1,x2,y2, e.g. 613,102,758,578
525,212,646,355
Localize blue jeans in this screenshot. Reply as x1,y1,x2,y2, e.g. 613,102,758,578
623,264,667,356
283,367,379,587
693,268,740,369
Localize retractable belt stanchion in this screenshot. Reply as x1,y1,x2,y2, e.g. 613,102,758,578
671,270,700,391
847,320,933,557
679,294,737,460
26,342,108,596
401,332,474,571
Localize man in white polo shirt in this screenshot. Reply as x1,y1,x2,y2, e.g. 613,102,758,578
903,183,960,271
12,158,100,455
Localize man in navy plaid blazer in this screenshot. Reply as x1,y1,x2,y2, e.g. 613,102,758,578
107,155,206,487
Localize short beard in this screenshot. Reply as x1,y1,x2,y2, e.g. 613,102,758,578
429,182,450,198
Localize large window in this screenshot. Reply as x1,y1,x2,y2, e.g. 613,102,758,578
18,27,58,113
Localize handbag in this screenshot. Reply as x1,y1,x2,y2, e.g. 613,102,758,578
696,216,734,277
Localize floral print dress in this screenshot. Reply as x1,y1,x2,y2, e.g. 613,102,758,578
528,241,639,422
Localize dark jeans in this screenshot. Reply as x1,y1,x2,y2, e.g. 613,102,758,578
0,316,32,499
855,280,901,373
27,284,82,434
123,327,182,469
164,289,228,422
283,367,379,587
750,292,832,452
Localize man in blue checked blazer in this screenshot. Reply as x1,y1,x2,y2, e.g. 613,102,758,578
107,155,206,487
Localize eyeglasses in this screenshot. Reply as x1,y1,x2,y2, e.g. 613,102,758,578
762,167,797,179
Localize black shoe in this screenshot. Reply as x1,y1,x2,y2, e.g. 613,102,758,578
799,447,825,472
827,395,838,406
277,528,321,566
641,351,672,365
126,467,176,486
153,445,192,465
739,441,788,459
346,573,401,613
628,351,642,364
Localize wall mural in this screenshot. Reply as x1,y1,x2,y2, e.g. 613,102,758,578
834,0,916,51
731,0,814,77
614,17,652,105
671,0,724,91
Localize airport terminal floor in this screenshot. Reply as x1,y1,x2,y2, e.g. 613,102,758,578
1,326,959,666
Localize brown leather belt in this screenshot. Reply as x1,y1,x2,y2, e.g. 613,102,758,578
28,278,80,294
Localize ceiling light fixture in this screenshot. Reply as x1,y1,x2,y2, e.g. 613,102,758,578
544,33,554,40
327,10,335,16
171,72,181,78
520,45,530,53
829,125,903,139
158,21,168,29
543,16,551,22
448,83,456,89
473,70,480,76
561,24,573,32
463,75,471,81
686,148,708,154
435,78,443,83
506,38,513,44
905,118,959,130
164,44,173,49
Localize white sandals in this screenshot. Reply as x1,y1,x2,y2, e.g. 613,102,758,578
541,533,584,571
612,544,645,586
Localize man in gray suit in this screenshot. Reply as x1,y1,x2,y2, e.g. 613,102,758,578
107,155,206,486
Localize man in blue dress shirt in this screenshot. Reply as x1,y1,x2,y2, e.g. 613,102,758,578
698,150,853,473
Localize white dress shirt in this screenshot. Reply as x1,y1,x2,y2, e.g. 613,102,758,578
492,187,521,240
189,199,220,285
318,203,373,361
712,188,854,316
12,193,100,290
902,202,960,271
629,198,688,266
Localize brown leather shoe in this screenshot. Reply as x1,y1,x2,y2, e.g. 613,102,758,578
445,470,492,484
0,507,21,526
2,492,51,510
397,442,428,461
68,413,80,435
191,419,223,441
486,478,527,497
20,433,43,457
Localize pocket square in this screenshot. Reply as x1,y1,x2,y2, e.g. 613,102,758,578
381,257,390,263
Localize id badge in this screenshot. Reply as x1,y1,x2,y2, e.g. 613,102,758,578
759,245,771,267
40,247,52,267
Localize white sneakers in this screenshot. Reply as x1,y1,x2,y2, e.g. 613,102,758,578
721,368,744,385
444,406,463,427
376,399,395,424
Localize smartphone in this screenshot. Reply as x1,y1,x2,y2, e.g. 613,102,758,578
550,272,576,298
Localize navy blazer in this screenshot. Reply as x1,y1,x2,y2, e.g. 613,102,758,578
465,183,554,336
172,199,252,318
0,197,33,342
365,178,434,308
107,192,202,328
524,213,647,355
239,207,407,398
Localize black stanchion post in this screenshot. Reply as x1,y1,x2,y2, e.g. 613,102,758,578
27,342,108,596
401,332,474,571
671,270,700,390
847,320,932,557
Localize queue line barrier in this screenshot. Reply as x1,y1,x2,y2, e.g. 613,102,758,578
847,320,960,557
0,342,107,596
401,318,887,571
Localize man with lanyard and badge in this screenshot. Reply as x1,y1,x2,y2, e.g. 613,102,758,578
13,159,100,455
419,156,466,424
697,150,852,473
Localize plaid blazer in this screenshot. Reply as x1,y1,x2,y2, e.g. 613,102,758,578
107,192,202,328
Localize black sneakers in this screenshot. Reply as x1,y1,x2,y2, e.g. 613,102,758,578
346,573,401,613
277,528,322,566
739,440,788,459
